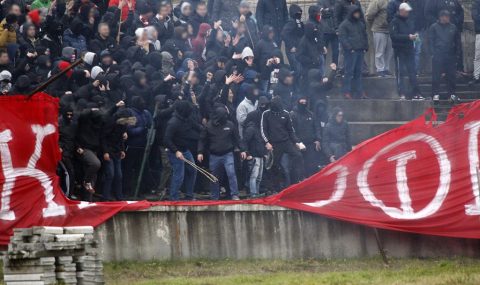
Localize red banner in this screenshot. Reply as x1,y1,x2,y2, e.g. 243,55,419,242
0,93,480,245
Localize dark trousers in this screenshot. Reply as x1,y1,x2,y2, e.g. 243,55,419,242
394,49,419,99
432,54,456,98
324,33,339,65
77,149,101,186
302,142,320,177
271,141,304,189
342,50,364,98
102,156,123,200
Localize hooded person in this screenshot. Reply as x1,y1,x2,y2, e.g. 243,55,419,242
242,96,269,197
290,96,323,176
255,0,289,44
191,22,211,62
123,96,153,196
322,107,352,163
236,83,259,137
298,22,327,76
30,54,51,84
18,22,38,58
163,100,202,201
11,75,34,95
161,51,175,76
58,104,77,196
254,25,280,73
260,96,305,190
338,6,368,99
273,68,295,111
101,107,136,201
198,106,245,200
0,70,12,95
281,4,304,73
63,18,87,53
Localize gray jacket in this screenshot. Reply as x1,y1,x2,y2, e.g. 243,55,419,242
365,0,390,33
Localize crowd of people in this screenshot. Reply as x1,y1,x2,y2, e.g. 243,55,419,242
0,0,477,201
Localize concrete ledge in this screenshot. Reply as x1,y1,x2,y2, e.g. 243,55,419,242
95,206,480,261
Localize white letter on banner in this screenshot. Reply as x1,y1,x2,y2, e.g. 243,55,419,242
0,125,66,221
357,133,451,220
303,165,349,207
465,121,480,215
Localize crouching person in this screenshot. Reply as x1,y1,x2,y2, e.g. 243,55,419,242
164,101,202,201
198,107,246,200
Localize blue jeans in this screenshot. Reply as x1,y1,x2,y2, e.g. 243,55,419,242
210,152,239,200
286,51,302,75
342,50,365,98
102,156,123,200
414,31,423,74
248,157,264,196
168,150,197,201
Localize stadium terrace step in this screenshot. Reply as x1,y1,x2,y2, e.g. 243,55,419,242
326,76,479,100
327,99,431,122
348,121,408,145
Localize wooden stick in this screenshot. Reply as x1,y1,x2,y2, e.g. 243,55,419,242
373,228,389,266
27,59,84,98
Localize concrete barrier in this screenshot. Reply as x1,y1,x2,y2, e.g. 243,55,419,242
95,205,480,261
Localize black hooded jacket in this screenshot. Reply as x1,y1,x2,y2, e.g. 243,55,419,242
338,6,368,51
242,109,267,157
322,108,351,157
318,0,338,34
198,107,241,155
255,0,289,33
290,101,321,144
281,4,304,51
164,101,202,153
428,20,461,57
260,97,300,144
298,22,326,70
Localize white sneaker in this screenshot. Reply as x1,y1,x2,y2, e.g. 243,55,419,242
412,95,425,101
433,95,440,101
450,94,460,103
399,95,406,100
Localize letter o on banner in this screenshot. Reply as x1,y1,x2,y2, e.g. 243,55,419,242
357,133,451,220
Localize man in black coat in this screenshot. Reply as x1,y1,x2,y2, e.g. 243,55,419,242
424,0,464,71
290,96,322,177
319,0,340,65
88,22,117,55
338,6,368,99
152,2,175,45
164,100,202,201
190,1,210,36
255,0,288,44
428,10,461,101
298,22,327,78
242,97,269,197
281,4,304,74
198,107,246,200
389,3,422,100
261,97,305,190
387,0,425,74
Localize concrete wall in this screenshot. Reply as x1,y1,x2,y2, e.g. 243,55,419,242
96,205,480,261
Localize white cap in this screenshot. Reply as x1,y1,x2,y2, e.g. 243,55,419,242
91,66,104,80
241,47,254,60
399,3,412,11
